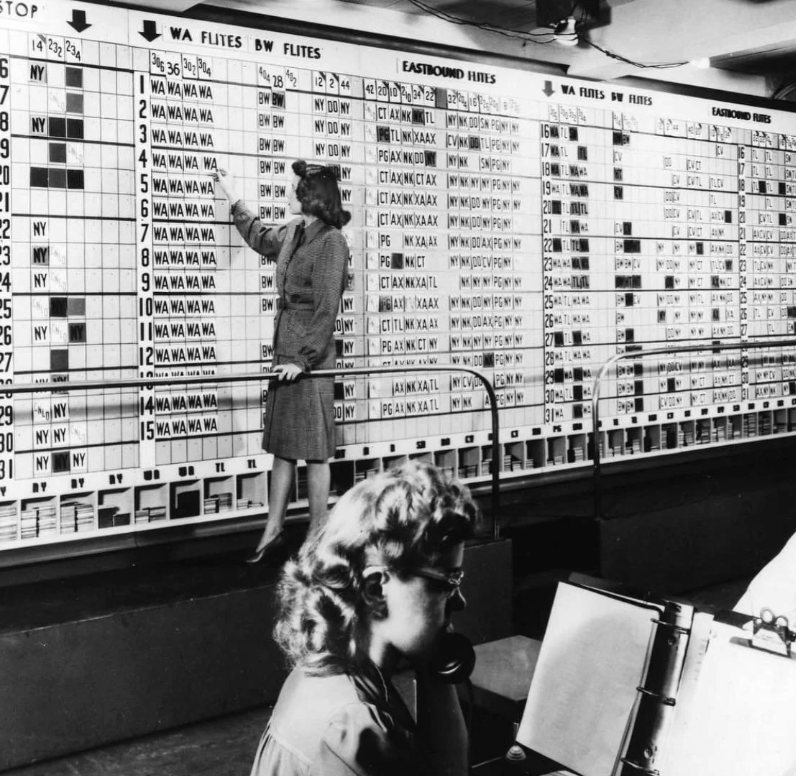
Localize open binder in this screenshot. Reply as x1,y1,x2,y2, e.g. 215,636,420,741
516,574,796,776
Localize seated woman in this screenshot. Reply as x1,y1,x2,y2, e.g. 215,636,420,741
250,461,479,776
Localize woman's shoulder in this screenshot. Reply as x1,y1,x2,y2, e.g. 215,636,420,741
273,665,407,728
320,693,428,775
270,669,365,737
317,222,348,245
268,669,404,771
277,667,359,707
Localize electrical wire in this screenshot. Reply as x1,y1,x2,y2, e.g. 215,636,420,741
580,38,688,69
577,11,688,71
401,0,689,69
574,2,686,68
771,81,796,101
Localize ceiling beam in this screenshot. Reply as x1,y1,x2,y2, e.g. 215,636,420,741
214,0,535,58
112,0,205,12
568,0,796,81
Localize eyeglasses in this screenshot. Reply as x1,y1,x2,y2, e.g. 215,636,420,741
363,565,464,599
412,567,465,599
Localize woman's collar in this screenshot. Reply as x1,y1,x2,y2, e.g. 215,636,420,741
352,655,392,706
301,217,326,243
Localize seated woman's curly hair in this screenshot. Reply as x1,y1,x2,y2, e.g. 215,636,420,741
273,461,480,676
292,159,351,229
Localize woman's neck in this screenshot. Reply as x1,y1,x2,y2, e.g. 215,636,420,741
368,635,400,679
302,214,318,226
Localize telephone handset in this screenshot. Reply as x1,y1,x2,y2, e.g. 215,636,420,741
431,631,476,684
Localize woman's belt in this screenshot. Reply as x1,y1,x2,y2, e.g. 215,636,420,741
276,298,314,311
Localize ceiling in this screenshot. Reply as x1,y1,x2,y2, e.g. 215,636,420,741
328,0,796,93
122,0,796,100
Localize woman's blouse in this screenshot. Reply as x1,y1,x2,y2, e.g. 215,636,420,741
249,662,433,776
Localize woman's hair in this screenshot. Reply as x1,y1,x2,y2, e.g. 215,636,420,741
273,461,479,676
292,159,351,229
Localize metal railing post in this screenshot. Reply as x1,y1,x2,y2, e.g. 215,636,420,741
591,339,796,521
2,364,502,541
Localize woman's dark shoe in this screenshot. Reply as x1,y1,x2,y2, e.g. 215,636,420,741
245,530,288,565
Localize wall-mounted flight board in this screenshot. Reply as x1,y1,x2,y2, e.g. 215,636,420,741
0,0,795,550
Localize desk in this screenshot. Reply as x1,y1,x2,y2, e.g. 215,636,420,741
471,754,574,776
468,635,542,721
467,636,572,775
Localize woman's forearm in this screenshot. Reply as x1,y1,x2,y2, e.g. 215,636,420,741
231,201,284,258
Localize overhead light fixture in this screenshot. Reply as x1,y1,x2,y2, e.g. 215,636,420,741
553,16,580,46
537,0,602,29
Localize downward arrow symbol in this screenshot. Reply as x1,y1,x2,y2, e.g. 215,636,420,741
140,19,161,42
68,9,91,33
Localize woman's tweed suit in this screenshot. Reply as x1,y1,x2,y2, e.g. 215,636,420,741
232,202,349,461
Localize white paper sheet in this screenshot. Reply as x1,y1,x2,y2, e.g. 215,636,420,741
517,583,660,776
663,629,796,776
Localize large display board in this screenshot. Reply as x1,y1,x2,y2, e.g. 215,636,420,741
0,0,795,549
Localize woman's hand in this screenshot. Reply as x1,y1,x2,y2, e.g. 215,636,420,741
274,363,304,382
211,168,239,204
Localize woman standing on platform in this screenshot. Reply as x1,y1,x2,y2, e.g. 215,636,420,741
250,461,476,776
213,161,351,563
